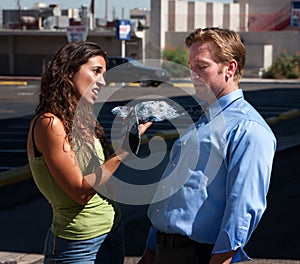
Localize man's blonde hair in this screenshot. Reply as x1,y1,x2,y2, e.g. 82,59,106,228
186,27,246,81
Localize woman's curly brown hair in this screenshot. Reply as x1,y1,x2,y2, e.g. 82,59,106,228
35,41,110,158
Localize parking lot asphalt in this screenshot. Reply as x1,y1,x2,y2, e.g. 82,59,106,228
1,77,300,263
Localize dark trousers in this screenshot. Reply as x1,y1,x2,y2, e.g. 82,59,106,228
154,232,214,264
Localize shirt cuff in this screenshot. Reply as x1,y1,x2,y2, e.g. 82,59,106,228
212,230,251,263
232,247,252,263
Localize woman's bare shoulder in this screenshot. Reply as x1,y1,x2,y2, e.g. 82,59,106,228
34,113,66,138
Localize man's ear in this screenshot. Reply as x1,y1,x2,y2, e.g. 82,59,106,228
225,60,237,80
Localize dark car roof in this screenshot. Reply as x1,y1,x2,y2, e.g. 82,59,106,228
107,56,141,69
105,55,170,86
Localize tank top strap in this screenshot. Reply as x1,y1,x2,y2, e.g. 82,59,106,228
31,116,43,157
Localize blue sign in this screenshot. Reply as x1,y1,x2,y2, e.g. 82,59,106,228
291,1,300,27
116,19,131,40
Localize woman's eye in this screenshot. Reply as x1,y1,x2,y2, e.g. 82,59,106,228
93,68,102,74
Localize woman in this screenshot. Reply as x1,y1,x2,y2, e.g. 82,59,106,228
27,41,151,263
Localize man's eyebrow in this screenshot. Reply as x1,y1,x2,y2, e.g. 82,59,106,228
189,58,207,64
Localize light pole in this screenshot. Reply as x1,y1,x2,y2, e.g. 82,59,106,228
90,0,94,30
105,0,108,20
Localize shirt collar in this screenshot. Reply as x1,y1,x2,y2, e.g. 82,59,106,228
206,89,244,121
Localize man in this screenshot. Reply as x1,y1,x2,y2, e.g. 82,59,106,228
138,28,277,263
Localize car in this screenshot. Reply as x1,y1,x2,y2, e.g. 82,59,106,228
104,56,170,87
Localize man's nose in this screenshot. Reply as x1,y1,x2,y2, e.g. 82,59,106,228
190,70,199,80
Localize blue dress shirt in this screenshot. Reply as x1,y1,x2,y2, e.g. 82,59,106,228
147,89,277,262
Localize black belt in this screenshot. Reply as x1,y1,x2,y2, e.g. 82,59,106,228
156,231,214,250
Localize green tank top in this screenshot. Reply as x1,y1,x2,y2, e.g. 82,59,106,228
28,137,120,240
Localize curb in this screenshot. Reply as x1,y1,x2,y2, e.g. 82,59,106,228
265,108,300,127
241,78,300,84
0,164,32,187
0,81,28,86
171,77,300,85
278,109,300,120
0,76,41,81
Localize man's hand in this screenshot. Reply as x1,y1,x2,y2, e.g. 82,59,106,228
209,250,235,264
137,248,155,264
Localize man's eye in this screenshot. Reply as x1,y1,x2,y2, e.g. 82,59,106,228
198,65,208,70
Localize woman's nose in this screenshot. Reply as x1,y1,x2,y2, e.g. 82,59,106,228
97,74,106,87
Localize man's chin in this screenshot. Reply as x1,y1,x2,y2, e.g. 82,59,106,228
194,91,205,100
194,91,215,104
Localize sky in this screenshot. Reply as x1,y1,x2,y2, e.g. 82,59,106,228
0,0,233,20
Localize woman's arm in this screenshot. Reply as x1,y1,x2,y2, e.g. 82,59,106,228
30,113,152,205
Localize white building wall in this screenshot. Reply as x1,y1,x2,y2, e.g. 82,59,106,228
194,2,207,29
228,3,240,31
146,0,249,59
212,2,224,28
174,1,188,31
146,0,297,74
235,0,290,31
239,3,249,31
245,44,273,69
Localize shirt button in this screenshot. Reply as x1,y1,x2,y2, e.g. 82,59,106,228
197,124,201,128
172,163,176,167
156,208,160,213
